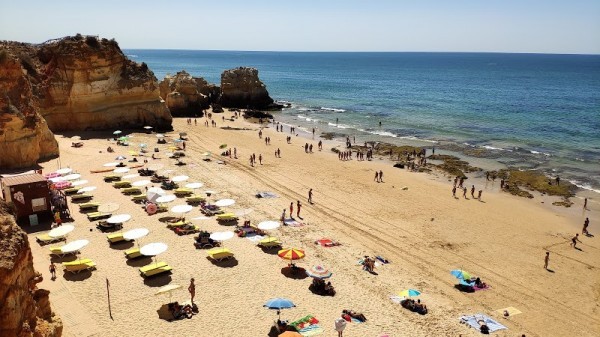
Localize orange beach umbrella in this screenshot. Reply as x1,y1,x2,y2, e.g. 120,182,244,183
278,248,305,261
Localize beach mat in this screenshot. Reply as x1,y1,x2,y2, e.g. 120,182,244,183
245,235,265,242
495,307,522,316
256,191,278,198
460,314,507,333
284,219,305,227
290,315,324,336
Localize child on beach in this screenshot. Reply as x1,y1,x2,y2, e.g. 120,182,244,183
49,262,56,280
290,202,294,218
571,233,581,249
582,218,590,235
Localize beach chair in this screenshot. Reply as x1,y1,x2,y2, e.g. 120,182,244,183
258,237,282,249
131,194,147,202
121,187,142,195
87,212,111,221
139,261,173,277
216,213,238,224
113,181,131,188
103,174,121,182
194,235,217,249
49,245,69,257
36,234,65,245
174,188,193,197
185,194,206,204
207,247,234,261
63,258,96,273
124,247,142,259
71,193,93,201
79,202,100,210
107,232,125,243
175,224,200,235
63,187,80,195
167,220,191,229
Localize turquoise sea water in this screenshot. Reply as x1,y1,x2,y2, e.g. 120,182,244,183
126,50,600,192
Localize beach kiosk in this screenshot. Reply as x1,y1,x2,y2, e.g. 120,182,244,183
1,173,51,226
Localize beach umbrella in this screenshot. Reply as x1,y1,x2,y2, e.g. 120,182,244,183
122,173,140,180
115,155,126,161
156,194,177,204
144,126,153,130
278,248,305,261
63,173,81,181
77,186,96,193
49,224,75,238
258,221,280,231
306,265,332,279
139,143,147,148
71,136,82,141
172,175,189,183
264,297,296,319
49,176,66,183
450,269,471,280
140,242,168,266
185,182,203,189
132,180,151,187
397,289,421,298
279,332,302,337
215,199,235,207
113,167,130,174
156,134,165,138
55,167,72,175
106,214,132,224
154,284,181,303
103,162,119,167
171,204,193,215
202,152,211,157
113,130,122,135
70,179,88,187
123,228,149,247
147,187,166,203
98,202,120,214
118,136,128,142
61,239,89,254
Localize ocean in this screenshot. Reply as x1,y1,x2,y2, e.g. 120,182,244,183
125,50,600,193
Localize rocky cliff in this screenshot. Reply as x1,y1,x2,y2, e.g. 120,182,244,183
219,67,280,110
158,70,219,116
0,50,59,168
0,201,63,337
1,35,172,131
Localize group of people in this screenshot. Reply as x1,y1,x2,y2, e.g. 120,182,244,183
451,177,483,200
249,153,262,166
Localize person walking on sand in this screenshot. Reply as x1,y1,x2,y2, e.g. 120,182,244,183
189,278,196,304
478,190,482,200
379,170,384,183
49,262,56,280
570,233,581,248
234,147,237,159
297,200,302,218
281,209,286,222
582,217,590,235
334,314,347,337
290,202,294,218
556,176,560,185
318,140,323,151
374,172,379,183
463,187,468,199
584,198,588,210
308,189,313,204
544,252,550,270
452,186,457,198
259,154,263,165
470,185,475,198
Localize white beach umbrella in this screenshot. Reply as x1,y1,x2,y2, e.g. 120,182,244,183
70,180,88,187
55,167,72,175
103,162,119,167
171,204,193,215
258,221,281,231
61,239,89,254
140,242,168,266
113,130,122,135
49,224,75,238
156,134,165,138
185,182,203,189
144,126,153,130
215,199,235,207
210,231,235,242
122,173,140,180
63,173,81,181
115,155,127,161
77,186,96,193
71,136,82,141
171,175,189,183
98,202,120,214
156,194,177,204
132,180,152,187
123,228,149,242
106,214,132,224
155,284,181,303
113,167,130,174
147,187,166,203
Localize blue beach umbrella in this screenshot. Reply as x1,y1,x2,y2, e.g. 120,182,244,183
397,289,421,298
264,298,296,318
450,269,471,280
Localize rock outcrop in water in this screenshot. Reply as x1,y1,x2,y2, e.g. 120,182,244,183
219,67,281,110
0,50,59,168
158,70,220,116
0,201,63,337
1,35,172,132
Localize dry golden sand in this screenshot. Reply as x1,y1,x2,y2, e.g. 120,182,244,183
28,112,599,337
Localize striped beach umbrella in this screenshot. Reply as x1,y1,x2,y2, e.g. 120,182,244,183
306,265,332,279
278,248,305,261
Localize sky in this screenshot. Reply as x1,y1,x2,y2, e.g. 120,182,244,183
1,0,599,54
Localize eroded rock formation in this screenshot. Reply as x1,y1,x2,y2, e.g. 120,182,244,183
158,70,219,116
0,200,63,337
1,35,172,131
0,51,59,168
220,67,280,110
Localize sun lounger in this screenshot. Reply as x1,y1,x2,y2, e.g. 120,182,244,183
258,237,282,249
49,245,73,257
175,225,200,235
107,232,125,243
63,258,96,273
79,202,100,210
124,247,142,259
216,213,238,222
113,181,131,188
139,261,173,277
71,193,93,201
121,187,142,195
63,187,80,195
87,212,111,221
167,220,191,228
103,174,121,182
131,194,147,202
207,247,234,261
174,188,193,196
185,194,206,204
36,234,65,245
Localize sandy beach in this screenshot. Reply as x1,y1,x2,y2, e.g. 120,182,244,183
28,110,599,337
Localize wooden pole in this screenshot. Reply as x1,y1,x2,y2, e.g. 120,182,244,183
106,278,113,319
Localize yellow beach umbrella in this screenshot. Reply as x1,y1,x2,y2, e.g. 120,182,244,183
278,248,305,261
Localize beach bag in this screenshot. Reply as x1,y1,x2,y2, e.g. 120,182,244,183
480,324,489,334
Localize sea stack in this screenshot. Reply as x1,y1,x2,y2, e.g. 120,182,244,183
158,70,220,116
220,67,281,110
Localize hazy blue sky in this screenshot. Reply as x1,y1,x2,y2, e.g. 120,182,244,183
1,0,599,54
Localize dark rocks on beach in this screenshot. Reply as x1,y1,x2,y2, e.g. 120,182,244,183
428,154,482,178
243,109,273,120
495,169,575,201
211,104,224,113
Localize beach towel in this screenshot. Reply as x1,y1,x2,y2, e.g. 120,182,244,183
256,191,278,198
460,314,507,333
284,218,305,227
495,307,522,317
376,256,390,264
351,317,363,323
315,238,340,247
290,315,324,336
245,235,265,243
